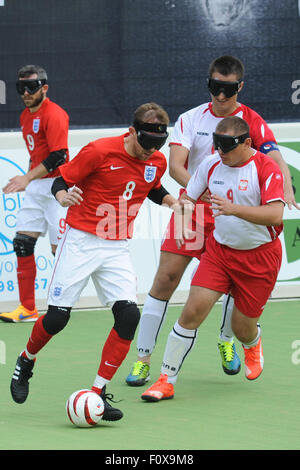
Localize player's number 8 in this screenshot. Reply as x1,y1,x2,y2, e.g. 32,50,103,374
122,181,136,200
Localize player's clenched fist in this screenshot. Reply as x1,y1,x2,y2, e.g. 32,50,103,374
56,186,83,207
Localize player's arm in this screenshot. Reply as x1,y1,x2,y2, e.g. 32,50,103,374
169,145,191,188
2,162,48,193
147,183,195,213
265,149,299,210
175,158,211,248
174,192,198,249
256,121,298,210
42,149,68,173
51,176,83,207
2,149,67,194
147,185,177,207
210,196,284,226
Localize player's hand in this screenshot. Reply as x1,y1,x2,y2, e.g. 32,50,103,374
2,175,30,193
57,186,83,207
171,198,194,214
173,198,195,248
284,188,300,211
210,194,234,217
175,227,196,249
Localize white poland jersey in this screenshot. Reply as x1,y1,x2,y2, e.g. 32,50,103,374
186,151,285,250
170,102,277,177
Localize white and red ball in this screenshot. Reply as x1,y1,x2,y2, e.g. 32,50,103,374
66,389,104,427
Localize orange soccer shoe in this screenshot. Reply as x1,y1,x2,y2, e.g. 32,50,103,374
243,337,264,380
141,374,174,402
0,305,39,323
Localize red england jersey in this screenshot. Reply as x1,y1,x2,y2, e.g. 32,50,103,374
59,134,167,239
20,97,69,178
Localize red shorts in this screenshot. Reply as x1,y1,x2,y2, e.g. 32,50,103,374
161,200,215,260
191,234,282,318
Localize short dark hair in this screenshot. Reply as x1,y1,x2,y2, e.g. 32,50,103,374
208,55,244,81
134,102,169,125
18,65,48,81
216,116,249,135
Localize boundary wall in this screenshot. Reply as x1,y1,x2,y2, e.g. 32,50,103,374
0,123,299,312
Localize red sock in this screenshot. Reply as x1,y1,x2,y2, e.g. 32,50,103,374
97,328,131,381
17,255,36,311
25,315,53,356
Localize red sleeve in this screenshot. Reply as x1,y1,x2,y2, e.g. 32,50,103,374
59,142,100,185
151,151,167,190
254,153,284,205
44,106,69,152
242,105,277,151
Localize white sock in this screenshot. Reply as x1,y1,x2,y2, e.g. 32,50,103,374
92,375,110,391
219,294,234,342
136,294,168,357
242,324,261,349
23,348,36,361
161,321,197,384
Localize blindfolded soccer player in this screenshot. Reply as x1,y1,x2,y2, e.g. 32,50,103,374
9,102,189,422
126,55,298,388
0,65,69,323
142,115,285,402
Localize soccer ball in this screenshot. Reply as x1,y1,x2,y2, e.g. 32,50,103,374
66,389,105,427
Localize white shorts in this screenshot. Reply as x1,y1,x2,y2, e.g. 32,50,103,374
48,226,138,307
16,179,67,245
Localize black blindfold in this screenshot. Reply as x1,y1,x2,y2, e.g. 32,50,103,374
133,120,169,150
213,132,249,154
16,79,47,95
208,78,241,98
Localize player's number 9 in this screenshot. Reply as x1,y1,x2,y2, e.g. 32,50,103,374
26,134,35,151
227,189,233,203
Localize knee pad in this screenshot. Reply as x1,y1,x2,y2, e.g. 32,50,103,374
112,301,141,340
13,233,37,257
42,305,71,335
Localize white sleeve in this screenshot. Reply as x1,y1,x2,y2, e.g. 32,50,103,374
169,112,193,151
186,160,208,201
186,154,220,201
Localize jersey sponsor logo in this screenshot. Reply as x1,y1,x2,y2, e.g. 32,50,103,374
197,131,209,136
238,179,248,191
144,165,157,183
213,180,224,185
110,165,124,170
32,118,40,134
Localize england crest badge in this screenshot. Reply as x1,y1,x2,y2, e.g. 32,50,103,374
144,165,157,183
32,118,40,134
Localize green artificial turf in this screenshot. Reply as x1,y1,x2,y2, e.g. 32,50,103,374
0,300,299,450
